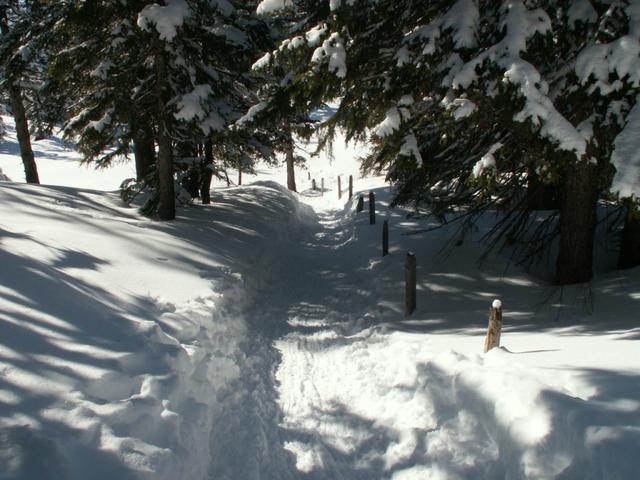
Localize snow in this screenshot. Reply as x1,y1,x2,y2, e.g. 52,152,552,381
256,0,293,15
252,52,272,70
174,85,213,122
311,32,347,79
611,95,640,198
137,0,191,41
373,107,401,137
472,142,502,177
2,112,640,479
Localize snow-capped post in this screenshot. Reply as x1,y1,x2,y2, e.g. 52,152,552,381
349,175,353,200
338,176,342,199
369,191,376,225
312,179,317,191
356,195,364,212
382,220,389,257
483,299,503,353
405,252,417,316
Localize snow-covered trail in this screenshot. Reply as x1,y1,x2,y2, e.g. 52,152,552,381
206,192,381,479
211,186,640,480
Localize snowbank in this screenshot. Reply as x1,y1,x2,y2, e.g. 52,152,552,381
0,180,314,479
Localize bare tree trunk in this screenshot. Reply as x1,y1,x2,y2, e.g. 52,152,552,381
556,162,598,284
133,124,155,181
0,7,38,184
200,140,213,204
285,139,296,192
9,83,39,184
154,39,174,221
618,205,640,269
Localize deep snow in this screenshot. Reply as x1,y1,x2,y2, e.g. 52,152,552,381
1,116,640,479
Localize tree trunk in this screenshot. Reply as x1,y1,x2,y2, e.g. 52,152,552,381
285,139,296,192
133,124,155,181
200,140,213,204
10,84,39,184
556,162,598,284
0,7,38,184
618,205,640,269
154,40,175,221
238,158,242,186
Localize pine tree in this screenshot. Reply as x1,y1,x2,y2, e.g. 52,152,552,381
0,0,54,184
49,1,273,219
267,0,640,284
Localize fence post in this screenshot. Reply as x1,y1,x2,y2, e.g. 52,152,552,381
369,191,376,225
338,176,342,199
349,175,353,200
483,300,503,353
382,220,389,257
308,172,311,180
321,178,324,195
356,195,364,212
405,252,416,316
312,179,317,191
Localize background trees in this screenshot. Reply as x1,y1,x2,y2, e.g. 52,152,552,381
259,0,640,284
48,0,272,219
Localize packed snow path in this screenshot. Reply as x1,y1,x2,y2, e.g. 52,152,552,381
207,187,640,480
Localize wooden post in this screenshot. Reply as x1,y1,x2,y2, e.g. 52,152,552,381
312,179,317,191
483,300,503,353
349,175,353,199
369,191,376,225
321,178,324,195
308,172,311,180
405,252,416,316
356,195,364,212
338,176,342,199
382,220,389,257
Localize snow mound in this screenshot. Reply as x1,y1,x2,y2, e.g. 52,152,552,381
0,181,314,479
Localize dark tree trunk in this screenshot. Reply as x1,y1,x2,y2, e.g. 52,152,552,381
526,169,558,210
556,162,598,285
0,8,38,184
238,158,242,186
9,83,39,184
618,206,640,269
154,40,175,221
200,140,213,204
133,124,155,181
285,139,296,192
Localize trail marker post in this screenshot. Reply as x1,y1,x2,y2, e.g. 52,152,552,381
484,300,503,353
382,220,389,257
369,191,376,225
349,175,353,200
356,195,364,212
338,176,342,199
321,178,324,195
405,252,416,316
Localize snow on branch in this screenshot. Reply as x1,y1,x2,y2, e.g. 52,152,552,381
137,0,191,41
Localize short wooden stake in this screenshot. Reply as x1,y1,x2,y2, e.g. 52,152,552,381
382,220,389,257
312,179,317,191
338,176,342,199
321,178,324,195
483,300,503,353
369,191,376,225
308,172,311,180
348,175,353,199
356,195,364,212
405,252,416,316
